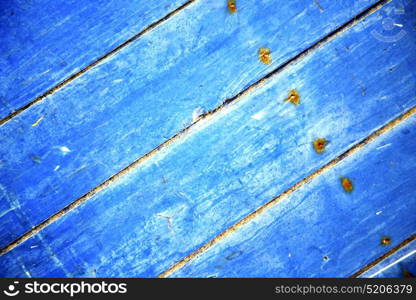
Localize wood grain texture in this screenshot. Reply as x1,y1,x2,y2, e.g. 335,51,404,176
170,116,416,277
359,238,416,278
0,0,414,277
0,0,190,119
0,0,382,249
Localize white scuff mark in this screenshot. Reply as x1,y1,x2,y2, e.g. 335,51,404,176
39,69,50,76
288,253,292,258
37,233,72,277
99,87,109,96
192,107,205,122
394,23,403,27
251,111,266,120
0,184,21,218
176,192,192,203
113,79,123,83
376,143,392,150
66,164,88,179
376,211,383,215
17,256,32,278
59,146,71,154
20,263,32,278
54,165,60,171
30,245,38,249
0,207,17,218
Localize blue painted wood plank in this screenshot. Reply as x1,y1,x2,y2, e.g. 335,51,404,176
0,0,190,119
0,0,383,248
359,239,416,278
0,0,414,277
171,116,416,277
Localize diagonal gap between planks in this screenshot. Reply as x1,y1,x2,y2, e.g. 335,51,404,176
351,234,416,278
159,106,416,277
0,0,391,257
0,0,389,128
0,0,198,126
206,0,391,117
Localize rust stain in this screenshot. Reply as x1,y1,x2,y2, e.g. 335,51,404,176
227,0,237,14
285,89,300,105
340,177,353,193
313,138,329,154
403,270,414,278
258,47,272,65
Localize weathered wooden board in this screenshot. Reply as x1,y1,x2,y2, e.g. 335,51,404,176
171,116,416,277
0,0,383,249
0,0,190,119
0,0,414,277
359,239,416,278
